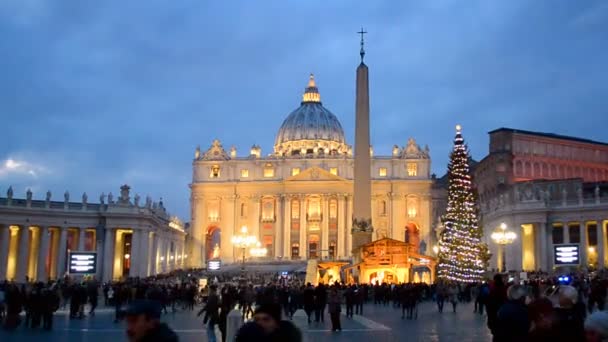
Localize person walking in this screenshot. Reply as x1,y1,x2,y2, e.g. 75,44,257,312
327,287,342,332
436,282,446,313
494,284,530,341
198,285,219,342
314,283,327,323
303,283,315,324
344,285,354,318
448,283,459,313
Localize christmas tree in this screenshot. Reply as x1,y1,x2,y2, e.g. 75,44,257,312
437,125,487,282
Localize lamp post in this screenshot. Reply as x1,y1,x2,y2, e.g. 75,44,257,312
491,222,516,272
230,226,257,273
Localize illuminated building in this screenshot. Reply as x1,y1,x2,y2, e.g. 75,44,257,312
0,185,186,282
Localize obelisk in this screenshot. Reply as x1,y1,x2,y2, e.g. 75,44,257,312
351,29,373,252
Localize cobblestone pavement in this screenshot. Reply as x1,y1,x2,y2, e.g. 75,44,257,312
0,301,491,342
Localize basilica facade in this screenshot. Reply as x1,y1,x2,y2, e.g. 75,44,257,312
190,75,434,266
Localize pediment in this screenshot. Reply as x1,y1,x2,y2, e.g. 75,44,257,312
285,166,347,182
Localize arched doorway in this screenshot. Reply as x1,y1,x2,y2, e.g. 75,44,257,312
411,266,432,284
206,226,221,260
405,223,420,249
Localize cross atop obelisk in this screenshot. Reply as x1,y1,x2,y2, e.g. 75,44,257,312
351,28,373,252
357,28,367,62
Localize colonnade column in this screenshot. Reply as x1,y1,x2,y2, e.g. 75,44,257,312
580,223,588,267
283,196,291,258
337,195,345,258
538,222,548,271
37,226,51,281
16,226,30,282
598,220,605,269
299,196,307,259
150,233,158,275
253,197,261,241
103,228,115,282
130,229,141,277
0,225,9,280
57,227,68,278
140,231,150,277
321,194,330,259
78,228,86,251
563,222,570,243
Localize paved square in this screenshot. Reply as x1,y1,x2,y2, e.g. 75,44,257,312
0,302,491,342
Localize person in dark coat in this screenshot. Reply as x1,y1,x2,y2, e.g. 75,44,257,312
344,286,354,318
302,283,315,324
327,287,342,332
124,300,178,342
88,280,99,316
486,274,507,340
314,283,327,323
494,284,530,342
41,285,59,330
235,303,301,342
198,285,219,342
549,285,586,342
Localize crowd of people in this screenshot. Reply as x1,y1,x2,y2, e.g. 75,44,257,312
4,269,608,341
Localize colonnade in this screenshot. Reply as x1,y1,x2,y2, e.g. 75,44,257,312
0,224,186,282
493,218,608,272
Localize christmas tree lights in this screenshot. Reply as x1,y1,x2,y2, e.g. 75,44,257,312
437,125,488,283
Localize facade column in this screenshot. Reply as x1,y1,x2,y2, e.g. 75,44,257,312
283,196,291,258
337,195,345,258
391,193,400,240
102,228,115,282
253,197,262,241
191,194,205,268
78,228,86,251
221,195,236,264
37,226,51,281
346,195,353,256
299,196,307,259
0,225,10,280
275,195,283,259
130,229,141,277
563,222,570,243
16,226,30,282
322,195,330,260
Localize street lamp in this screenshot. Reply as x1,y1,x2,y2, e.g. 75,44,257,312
491,222,516,272
250,242,268,258
230,225,258,273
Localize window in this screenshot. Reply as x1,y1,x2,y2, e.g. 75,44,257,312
378,167,387,177
309,238,319,259
407,163,417,176
329,167,338,176
263,163,274,178
240,169,249,178
379,200,387,216
291,200,300,219
291,243,300,259
210,165,220,178
291,167,300,176
329,242,336,259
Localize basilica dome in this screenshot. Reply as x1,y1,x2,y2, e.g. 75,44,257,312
274,75,350,157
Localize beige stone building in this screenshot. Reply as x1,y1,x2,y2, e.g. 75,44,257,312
0,185,186,282
189,75,434,266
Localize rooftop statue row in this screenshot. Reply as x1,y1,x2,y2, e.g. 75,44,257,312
1,184,169,214
194,137,430,161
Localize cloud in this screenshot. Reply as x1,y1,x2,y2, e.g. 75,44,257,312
0,157,47,179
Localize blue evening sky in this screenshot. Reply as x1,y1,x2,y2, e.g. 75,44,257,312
1,1,607,220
